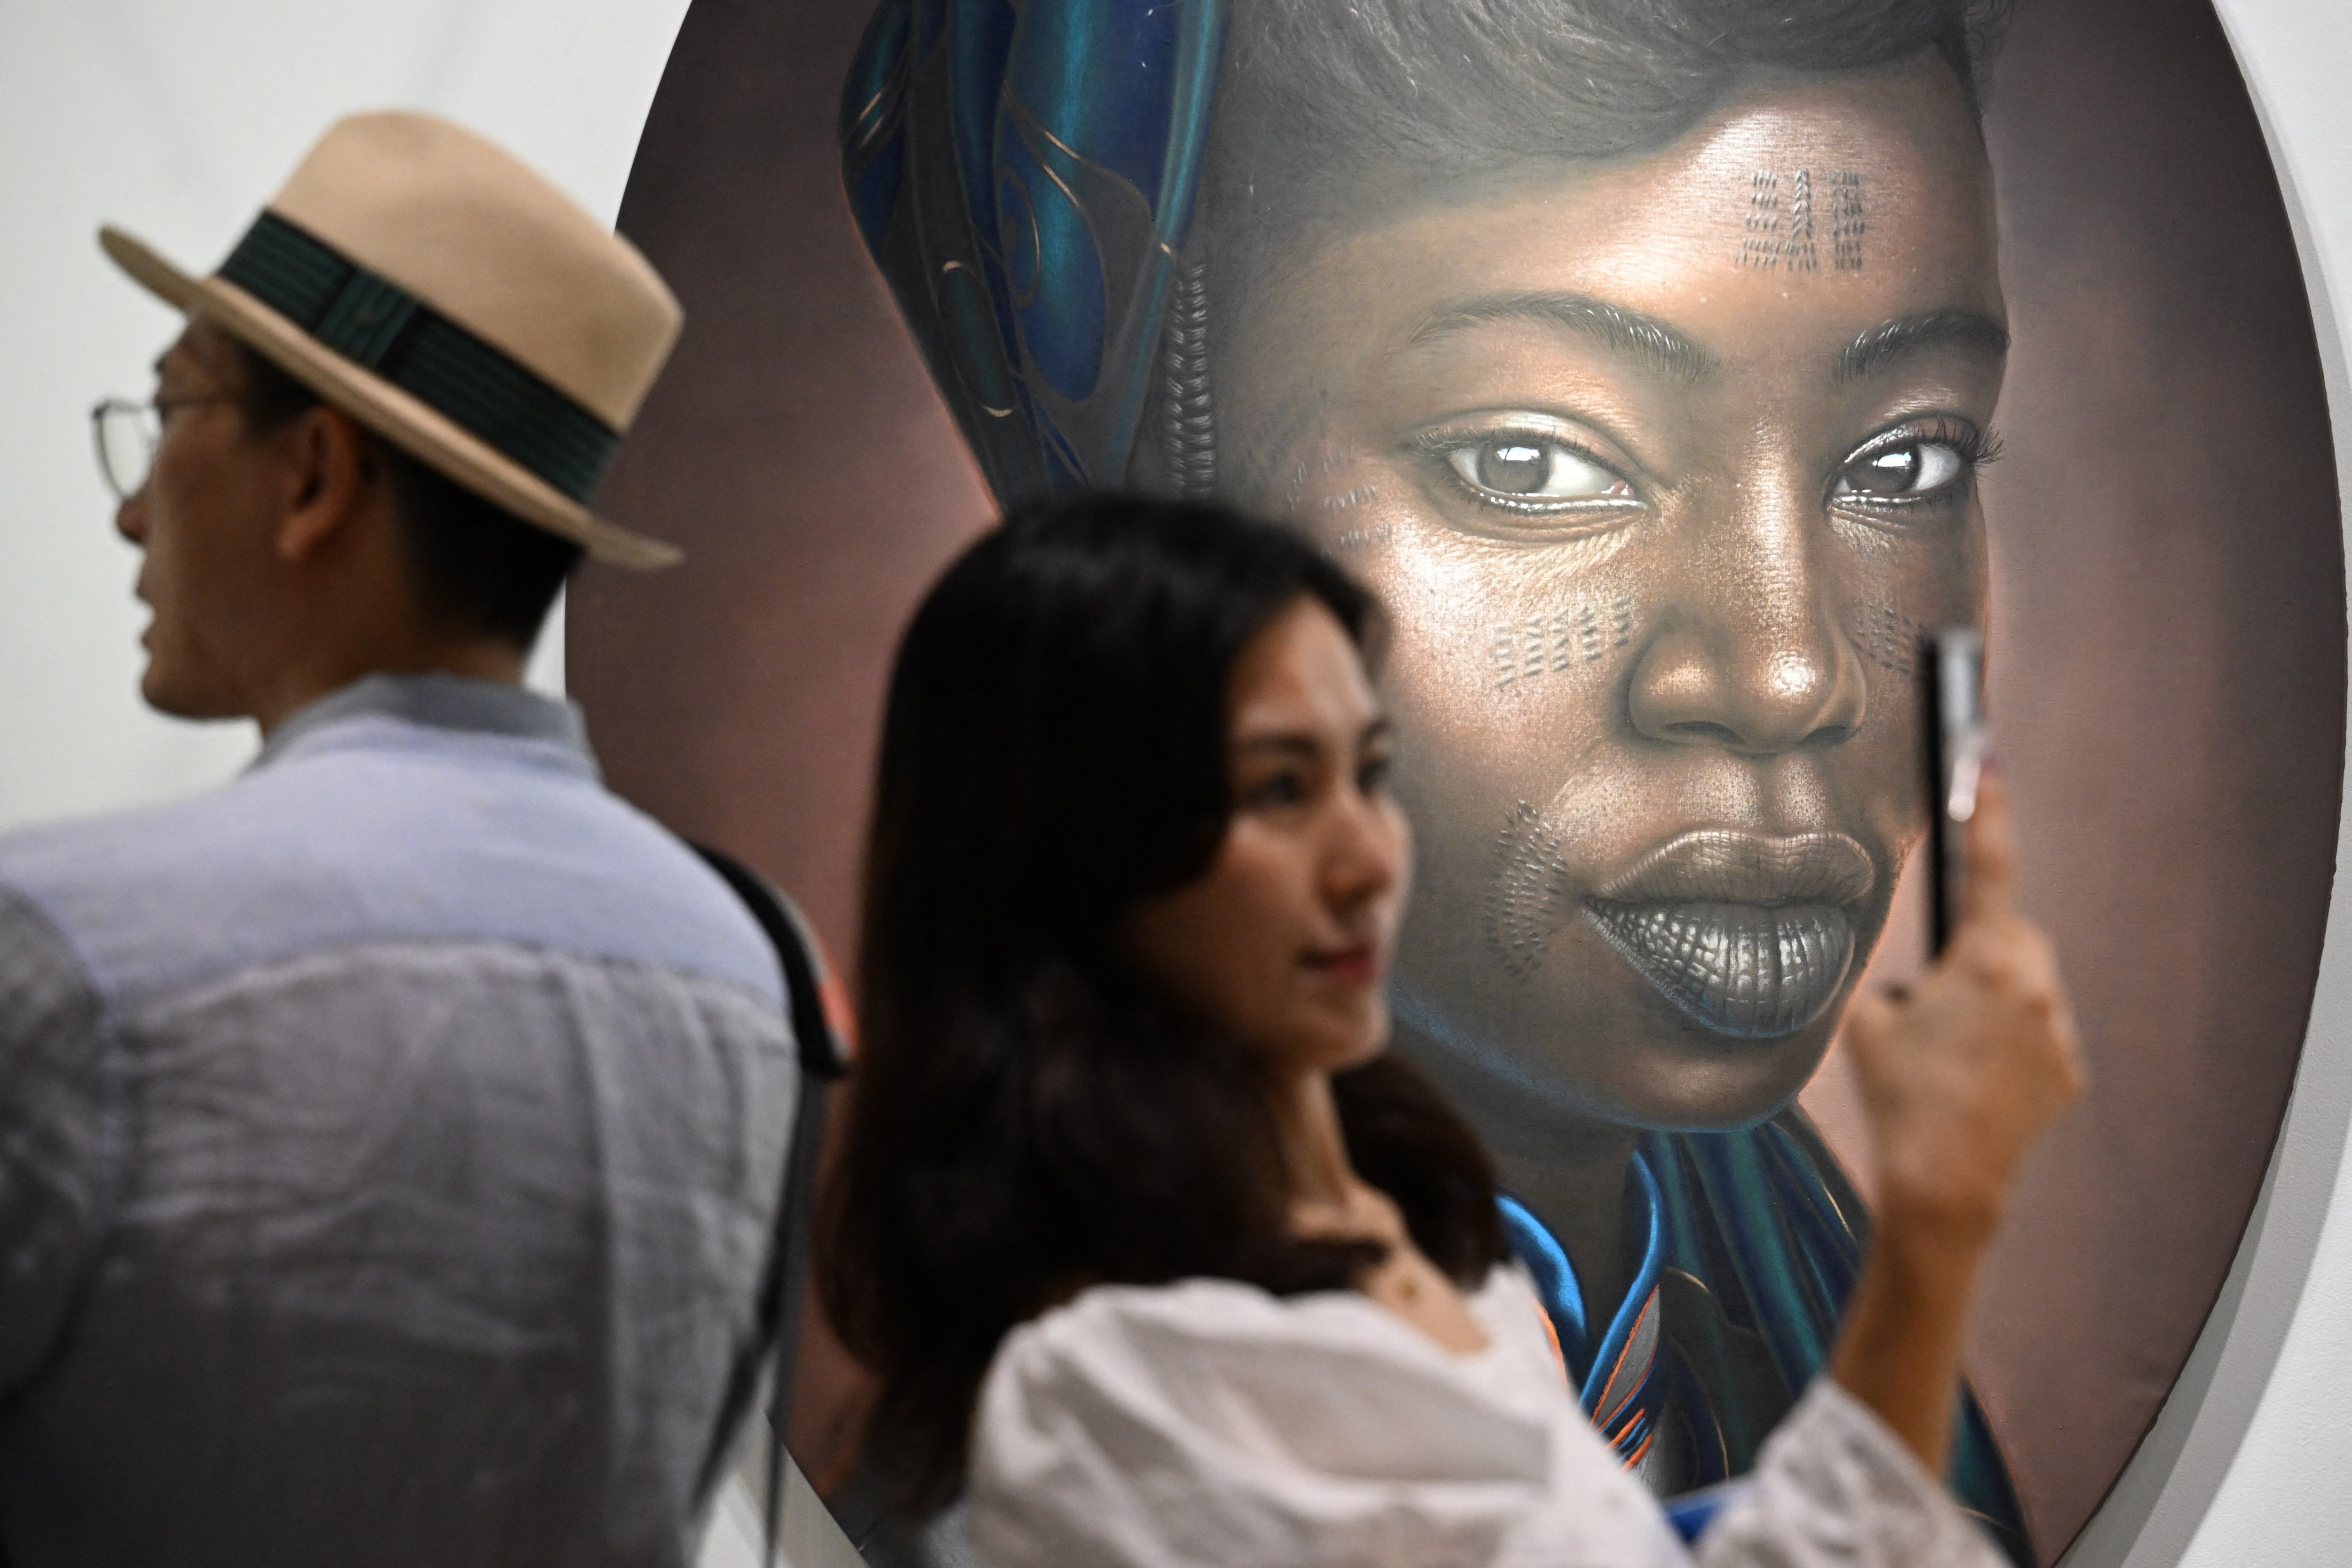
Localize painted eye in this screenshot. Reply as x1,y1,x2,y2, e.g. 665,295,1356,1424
1837,441,1964,499
1448,438,1633,503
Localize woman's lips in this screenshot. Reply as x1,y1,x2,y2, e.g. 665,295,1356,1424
1584,831,1875,1040
1304,943,1382,986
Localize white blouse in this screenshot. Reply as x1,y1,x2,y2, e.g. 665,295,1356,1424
967,1265,2004,1568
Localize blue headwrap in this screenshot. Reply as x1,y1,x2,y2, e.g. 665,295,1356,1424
839,7,2028,1559
841,0,1221,500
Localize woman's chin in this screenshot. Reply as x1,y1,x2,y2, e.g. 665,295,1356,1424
1393,979,1836,1134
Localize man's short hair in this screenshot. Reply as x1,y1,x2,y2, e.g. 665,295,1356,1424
233,341,584,650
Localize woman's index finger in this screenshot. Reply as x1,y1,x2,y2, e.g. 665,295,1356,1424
1963,770,2018,923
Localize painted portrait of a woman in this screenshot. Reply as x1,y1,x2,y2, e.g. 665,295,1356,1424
838,0,2026,1554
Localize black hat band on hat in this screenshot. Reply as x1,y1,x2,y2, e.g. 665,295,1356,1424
217,212,620,503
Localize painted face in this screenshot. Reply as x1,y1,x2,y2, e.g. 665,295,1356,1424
114,318,286,720
1214,65,2005,1133
1120,598,1414,1076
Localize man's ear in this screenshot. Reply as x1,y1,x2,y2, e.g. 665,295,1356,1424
273,406,377,564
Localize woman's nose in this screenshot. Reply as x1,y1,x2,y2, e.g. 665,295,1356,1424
1323,789,1407,910
1626,477,1867,755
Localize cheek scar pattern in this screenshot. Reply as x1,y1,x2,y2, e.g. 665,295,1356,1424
1851,596,1921,679
1489,595,1635,689
1739,169,1864,272
1484,801,1571,984
1334,522,1393,550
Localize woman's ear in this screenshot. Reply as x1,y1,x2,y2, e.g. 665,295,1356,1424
272,405,375,564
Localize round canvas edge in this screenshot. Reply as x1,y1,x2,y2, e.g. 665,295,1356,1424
2055,1,2352,1562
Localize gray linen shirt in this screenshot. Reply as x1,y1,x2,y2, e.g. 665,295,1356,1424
0,676,797,1568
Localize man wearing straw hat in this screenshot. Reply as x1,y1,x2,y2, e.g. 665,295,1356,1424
0,114,795,1565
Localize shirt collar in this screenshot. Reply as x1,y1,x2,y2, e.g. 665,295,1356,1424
254,673,596,774
1499,1152,1667,1399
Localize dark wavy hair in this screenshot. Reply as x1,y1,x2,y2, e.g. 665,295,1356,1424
818,493,1506,1515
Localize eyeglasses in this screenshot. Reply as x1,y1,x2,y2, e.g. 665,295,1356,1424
89,393,237,501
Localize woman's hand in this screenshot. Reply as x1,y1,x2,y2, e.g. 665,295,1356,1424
1828,770,2084,1473
1843,770,2086,1244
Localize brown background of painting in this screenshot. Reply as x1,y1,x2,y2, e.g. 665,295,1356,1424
566,0,2344,1558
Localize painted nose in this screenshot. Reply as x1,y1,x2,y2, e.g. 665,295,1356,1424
1627,478,1867,755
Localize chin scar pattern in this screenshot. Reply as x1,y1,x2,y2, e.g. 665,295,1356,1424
1490,596,1635,689
1484,801,1572,983
1738,169,1863,273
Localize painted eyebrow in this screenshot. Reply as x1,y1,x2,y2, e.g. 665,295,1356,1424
1408,292,1716,383
1836,309,2010,384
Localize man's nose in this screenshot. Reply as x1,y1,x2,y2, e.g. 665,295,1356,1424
1626,472,1867,755
115,486,149,546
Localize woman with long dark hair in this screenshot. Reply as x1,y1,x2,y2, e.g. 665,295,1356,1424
821,493,2079,1566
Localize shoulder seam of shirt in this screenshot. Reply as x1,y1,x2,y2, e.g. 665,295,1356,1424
117,931,794,1021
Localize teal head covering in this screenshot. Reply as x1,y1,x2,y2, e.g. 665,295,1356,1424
840,0,1221,501
839,6,2028,1559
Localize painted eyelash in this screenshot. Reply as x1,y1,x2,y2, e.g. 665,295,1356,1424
1405,426,1639,515
1838,420,2004,504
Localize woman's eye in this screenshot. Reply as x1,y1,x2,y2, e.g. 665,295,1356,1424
1836,441,1965,500
1245,772,1306,808
1446,437,1633,504
1357,755,1392,795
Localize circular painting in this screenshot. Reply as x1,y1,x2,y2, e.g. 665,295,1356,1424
570,0,2343,1560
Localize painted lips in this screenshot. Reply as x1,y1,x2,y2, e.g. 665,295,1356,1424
1585,831,1876,1040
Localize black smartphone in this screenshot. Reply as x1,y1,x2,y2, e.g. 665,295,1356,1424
1923,628,1986,955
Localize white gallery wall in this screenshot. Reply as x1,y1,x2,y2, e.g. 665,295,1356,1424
0,1,2346,1564
0,0,691,832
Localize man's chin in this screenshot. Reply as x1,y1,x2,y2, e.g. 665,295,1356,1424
139,667,245,723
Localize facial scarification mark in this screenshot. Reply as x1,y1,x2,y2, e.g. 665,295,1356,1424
1319,483,1378,514
1490,595,1635,688
1788,168,1817,271
1284,457,1311,511
1740,169,1781,271
1739,170,1861,272
1224,398,1319,514
1830,170,1867,272
1851,596,1920,678
1334,522,1393,550
1485,801,1571,983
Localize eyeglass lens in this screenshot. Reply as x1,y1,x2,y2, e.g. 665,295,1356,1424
92,399,158,501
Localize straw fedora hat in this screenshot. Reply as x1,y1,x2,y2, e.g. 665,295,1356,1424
101,110,684,570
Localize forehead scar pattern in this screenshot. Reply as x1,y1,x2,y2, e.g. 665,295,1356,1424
1830,171,1865,272
1484,801,1571,984
1739,169,1863,273
1489,595,1635,689
1851,596,1920,678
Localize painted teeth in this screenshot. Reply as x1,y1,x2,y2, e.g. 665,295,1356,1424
1587,902,1854,1039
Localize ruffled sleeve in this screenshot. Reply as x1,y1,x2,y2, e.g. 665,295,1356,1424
1695,1378,2008,1568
